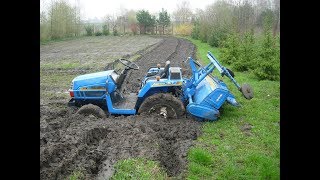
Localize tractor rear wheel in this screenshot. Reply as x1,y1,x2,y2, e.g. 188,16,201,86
76,104,107,118
138,93,185,118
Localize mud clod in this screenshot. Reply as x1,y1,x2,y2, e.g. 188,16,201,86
240,123,253,136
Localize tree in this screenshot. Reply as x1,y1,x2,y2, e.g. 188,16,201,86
40,11,50,40
273,0,280,36
234,0,255,33
157,8,171,35
102,24,110,35
173,0,193,24
45,0,81,40
136,10,154,34
118,6,128,34
196,0,233,46
127,10,138,34
254,15,280,80
150,15,156,34
256,9,274,28
104,14,118,35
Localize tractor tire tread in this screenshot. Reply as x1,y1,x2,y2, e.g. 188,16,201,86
138,93,185,118
76,104,107,118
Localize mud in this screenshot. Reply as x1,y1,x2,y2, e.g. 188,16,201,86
40,36,201,179
121,37,195,94
240,122,253,136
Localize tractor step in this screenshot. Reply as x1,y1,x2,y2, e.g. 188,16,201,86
113,93,138,110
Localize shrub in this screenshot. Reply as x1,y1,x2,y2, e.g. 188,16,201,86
220,32,241,65
102,25,110,36
113,29,118,36
95,31,102,36
191,21,200,39
207,28,228,47
254,30,280,80
85,25,94,36
234,30,257,71
174,23,193,36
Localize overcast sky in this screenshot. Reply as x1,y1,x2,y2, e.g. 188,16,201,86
41,0,216,20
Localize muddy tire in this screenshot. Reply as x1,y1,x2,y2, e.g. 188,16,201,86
76,104,107,118
138,93,185,118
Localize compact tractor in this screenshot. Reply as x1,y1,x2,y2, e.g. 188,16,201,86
68,51,253,121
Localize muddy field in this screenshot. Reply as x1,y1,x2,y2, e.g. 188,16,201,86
40,36,202,179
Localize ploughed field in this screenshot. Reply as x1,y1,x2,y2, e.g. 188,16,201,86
40,36,202,179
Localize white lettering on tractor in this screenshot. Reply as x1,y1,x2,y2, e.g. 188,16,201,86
216,94,223,102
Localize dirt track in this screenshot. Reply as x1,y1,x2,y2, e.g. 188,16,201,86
40,36,201,179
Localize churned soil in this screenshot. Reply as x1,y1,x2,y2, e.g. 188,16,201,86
40,36,201,179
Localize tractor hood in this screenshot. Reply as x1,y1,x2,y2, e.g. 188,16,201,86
72,70,114,90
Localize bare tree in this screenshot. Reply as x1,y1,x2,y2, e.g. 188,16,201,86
173,0,193,24
126,10,138,34
118,6,128,34
108,15,118,34
273,0,280,35
40,0,82,40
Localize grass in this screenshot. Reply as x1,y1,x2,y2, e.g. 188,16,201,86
69,170,85,180
111,158,168,180
182,36,280,180
40,35,88,45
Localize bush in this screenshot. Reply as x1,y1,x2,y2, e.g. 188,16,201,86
254,30,280,80
85,25,94,36
234,30,257,71
113,29,118,36
130,24,138,35
220,32,241,65
174,23,193,36
208,33,219,47
207,28,228,47
102,25,110,36
95,31,102,36
191,22,200,39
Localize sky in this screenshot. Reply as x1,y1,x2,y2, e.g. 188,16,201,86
41,0,216,20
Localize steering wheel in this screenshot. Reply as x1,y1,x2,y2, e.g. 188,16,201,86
118,59,139,70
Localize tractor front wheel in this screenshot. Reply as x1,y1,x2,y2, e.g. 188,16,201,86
138,93,185,119
76,104,107,118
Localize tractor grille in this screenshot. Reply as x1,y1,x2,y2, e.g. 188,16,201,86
76,91,82,97
75,90,105,98
83,91,105,97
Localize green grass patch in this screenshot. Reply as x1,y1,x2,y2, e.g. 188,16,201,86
41,62,82,70
180,36,221,63
188,162,213,179
129,54,142,62
180,36,280,179
40,35,87,45
188,148,214,166
69,170,85,180
111,158,168,180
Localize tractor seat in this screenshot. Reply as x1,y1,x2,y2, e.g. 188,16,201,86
110,70,125,89
146,71,158,77
159,61,170,79
110,71,119,83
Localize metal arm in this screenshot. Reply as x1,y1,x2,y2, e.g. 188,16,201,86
207,51,241,90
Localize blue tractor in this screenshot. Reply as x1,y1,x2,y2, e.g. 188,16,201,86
68,51,253,121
